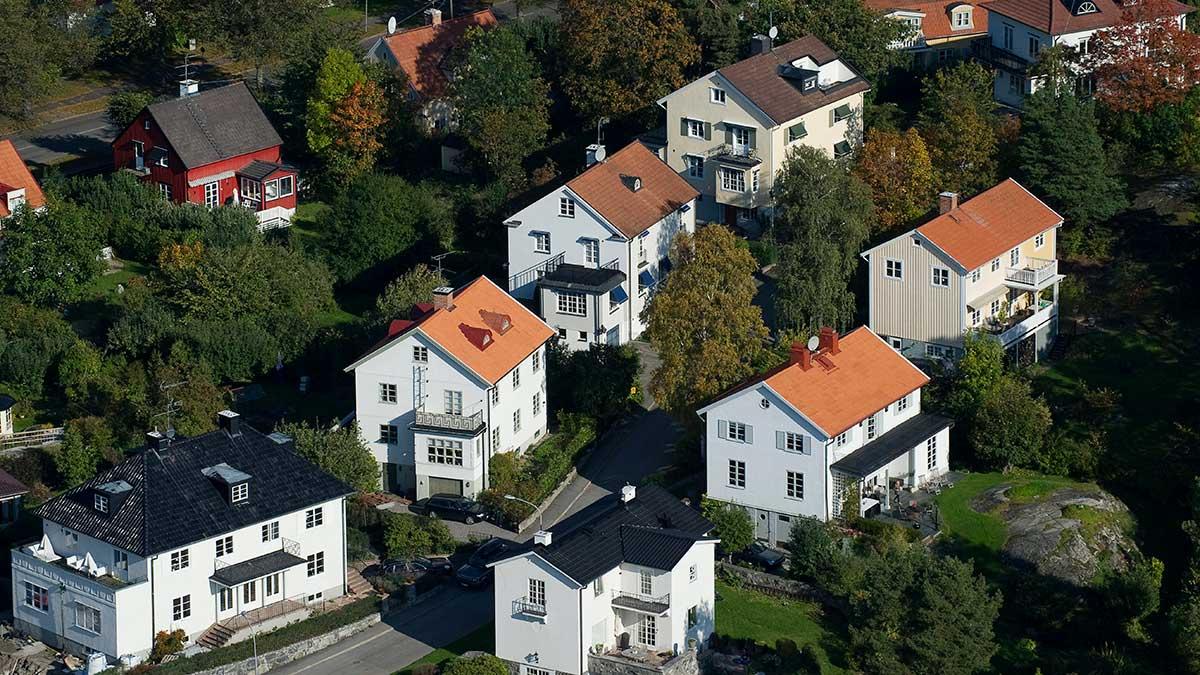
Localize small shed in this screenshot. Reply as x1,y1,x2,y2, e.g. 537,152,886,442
0,467,29,525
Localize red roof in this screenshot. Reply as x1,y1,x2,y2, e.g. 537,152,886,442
867,0,990,40
565,141,698,239
980,0,1192,35
916,179,1062,271
380,10,498,98
0,140,46,218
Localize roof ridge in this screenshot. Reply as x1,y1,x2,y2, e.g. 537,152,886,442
183,94,225,161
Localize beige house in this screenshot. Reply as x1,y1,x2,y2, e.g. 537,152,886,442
657,35,870,227
861,179,1065,363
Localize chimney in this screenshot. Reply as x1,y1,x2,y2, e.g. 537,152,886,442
145,431,169,451
790,342,813,371
750,34,773,55
217,410,242,437
178,79,199,98
432,286,455,311
534,530,553,547
621,484,637,503
586,143,606,167
424,7,442,26
818,327,840,354
938,191,959,214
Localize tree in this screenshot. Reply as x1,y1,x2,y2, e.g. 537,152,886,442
0,0,59,118
772,145,875,332
306,48,384,185
213,0,322,89
547,343,640,423
106,91,155,129
1089,0,1200,114
701,498,754,557
277,421,378,493
971,376,1053,470
674,0,741,71
642,226,768,415
0,297,79,397
451,26,551,187
560,0,698,122
57,420,105,486
55,172,169,262
917,62,998,197
1101,556,1164,642
775,0,911,86
854,128,934,232
442,654,509,675
947,332,1005,417
373,265,448,327
0,201,104,307
785,516,840,583
1170,595,1200,674
384,512,432,559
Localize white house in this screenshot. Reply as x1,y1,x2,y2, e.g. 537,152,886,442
345,276,555,498
861,179,1065,363
505,141,698,350
490,484,716,675
698,327,952,546
977,0,1192,107
657,34,870,227
10,411,352,667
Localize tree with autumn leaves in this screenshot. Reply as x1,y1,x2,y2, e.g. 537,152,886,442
917,61,998,198
1088,0,1200,115
306,48,386,187
854,128,935,232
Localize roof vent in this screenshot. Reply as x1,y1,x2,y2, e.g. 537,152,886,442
267,432,293,445
621,484,636,503
145,430,170,452
480,309,513,335
534,530,553,547
621,174,643,192
179,79,199,98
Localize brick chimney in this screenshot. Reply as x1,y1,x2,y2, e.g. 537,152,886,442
938,191,959,214
432,286,455,311
818,327,840,354
424,7,442,25
790,342,813,371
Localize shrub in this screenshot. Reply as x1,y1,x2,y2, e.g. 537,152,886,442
702,498,754,557
442,653,508,675
151,629,186,662
412,665,439,675
384,512,456,559
747,240,778,268
348,527,374,563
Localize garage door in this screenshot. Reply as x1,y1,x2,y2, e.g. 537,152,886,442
428,477,464,496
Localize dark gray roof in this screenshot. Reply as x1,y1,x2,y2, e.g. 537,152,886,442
0,394,15,412
503,485,713,585
831,413,953,478
538,264,627,294
0,468,29,499
147,83,282,169
34,425,352,556
211,549,306,587
238,159,288,181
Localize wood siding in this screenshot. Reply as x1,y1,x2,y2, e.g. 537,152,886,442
868,233,963,348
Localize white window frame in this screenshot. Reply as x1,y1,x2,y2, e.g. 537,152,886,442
685,118,705,139
158,182,172,200
638,615,657,647
689,564,697,582
204,181,219,208
173,595,191,621
786,471,804,500
381,424,399,444
413,346,428,363
265,573,281,596
379,382,398,404
307,551,325,576
971,269,980,283
262,521,279,542
783,431,804,453
306,506,324,528
492,427,501,450
532,350,541,372
1010,247,1020,266
154,146,169,167
931,267,950,287
559,197,575,218
728,421,747,442
640,570,653,595
991,298,1001,316
24,581,49,612
231,482,248,503
885,258,903,280
835,432,848,447
74,602,102,634
752,169,760,193
971,308,981,326
444,390,463,415
991,257,1001,272
557,291,586,316
731,126,751,151
94,494,108,514
710,87,727,104
512,367,521,389
897,394,910,412
513,409,522,433
1035,232,1045,249
927,436,938,471
866,414,877,441
278,175,295,198
533,391,541,417
216,536,233,558
685,154,704,178
728,459,746,488
427,438,464,466
719,167,745,192
583,238,600,265
171,549,189,571
528,578,546,608
953,10,970,27
533,231,551,254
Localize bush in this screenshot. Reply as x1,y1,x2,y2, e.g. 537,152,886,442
151,629,186,662
348,527,374,563
747,240,778,268
384,512,455,559
442,653,508,675
702,498,754,557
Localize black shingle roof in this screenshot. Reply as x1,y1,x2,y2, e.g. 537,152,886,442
211,549,307,587
0,394,15,412
147,83,283,169
505,485,713,585
34,424,352,556
831,413,953,478
537,264,626,294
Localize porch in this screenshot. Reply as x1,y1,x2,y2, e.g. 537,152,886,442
860,474,960,541
590,645,698,675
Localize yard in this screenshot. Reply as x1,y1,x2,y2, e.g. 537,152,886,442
393,622,495,675
713,581,848,674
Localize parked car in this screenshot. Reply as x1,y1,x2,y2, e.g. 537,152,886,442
455,538,515,588
735,543,786,571
364,556,453,578
411,494,488,524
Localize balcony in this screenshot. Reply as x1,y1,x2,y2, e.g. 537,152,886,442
413,408,485,435
12,545,146,591
512,597,547,618
125,156,150,176
611,590,671,615
708,144,761,168
984,299,1056,347
972,41,1030,73
508,252,565,293
1005,257,1058,291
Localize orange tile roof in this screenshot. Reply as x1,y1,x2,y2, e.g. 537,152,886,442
353,275,554,385
0,140,46,218
761,328,930,437
866,0,990,40
381,10,498,98
916,179,1062,271
566,141,699,239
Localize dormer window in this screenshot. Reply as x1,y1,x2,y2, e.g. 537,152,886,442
1075,0,1098,14
803,77,817,91
231,482,249,503
202,463,252,504
953,10,971,28
94,494,109,514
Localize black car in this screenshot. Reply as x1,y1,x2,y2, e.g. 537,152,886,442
455,538,515,588
411,494,488,524
736,543,787,571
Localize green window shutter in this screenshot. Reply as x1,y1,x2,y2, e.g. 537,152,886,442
680,117,689,137
747,128,756,150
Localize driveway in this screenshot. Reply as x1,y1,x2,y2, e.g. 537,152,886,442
271,584,493,675
383,502,511,543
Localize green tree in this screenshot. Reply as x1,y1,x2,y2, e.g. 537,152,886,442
450,26,551,187
55,172,169,262
971,376,1053,470
674,0,741,70
106,91,155,129
442,653,509,675
0,297,79,397
560,0,698,122
58,341,104,402
0,201,104,307
947,332,1005,417
785,516,840,583
57,420,105,486
918,62,998,197
1102,556,1164,642
373,265,448,327
642,226,768,416
854,128,935,232
772,145,875,332
1169,595,1200,675
306,48,385,184
384,512,432,559
213,0,322,89
277,421,378,493
775,0,910,86
0,0,59,118
547,342,640,423
702,498,754,557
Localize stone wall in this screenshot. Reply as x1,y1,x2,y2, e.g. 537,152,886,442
588,649,698,675
717,562,844,613
185,612,381,675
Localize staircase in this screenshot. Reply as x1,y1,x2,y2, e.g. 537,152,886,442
347,567,372,596
197,623,234,650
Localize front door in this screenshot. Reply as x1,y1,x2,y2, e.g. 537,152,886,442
723,205,738,226
428,477,463,496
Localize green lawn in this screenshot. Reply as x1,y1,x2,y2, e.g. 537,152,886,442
714,581,848,674
394,622,494,675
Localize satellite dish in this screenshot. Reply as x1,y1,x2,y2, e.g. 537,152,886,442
593,145,607,162
387,16,397,35
768,25,779,39
806,335,820,351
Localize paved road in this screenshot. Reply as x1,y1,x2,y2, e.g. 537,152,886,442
272,585,493,675
3,111,117,170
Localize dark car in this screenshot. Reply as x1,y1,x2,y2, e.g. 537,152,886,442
455,538,515,588
411,494,488,524
735,543,786,571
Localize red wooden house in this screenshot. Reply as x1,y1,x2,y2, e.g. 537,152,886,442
111,81,298,229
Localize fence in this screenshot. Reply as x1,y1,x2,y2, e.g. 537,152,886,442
0,427,65,452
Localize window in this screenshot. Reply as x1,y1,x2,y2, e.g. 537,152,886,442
1035,232,1045,249
427,438,463,466
971,308,981,326
533,392,542,417
889,336,903,350
731,126,751,151
443,390,462,415
594,576,605,596
926,344,948,359
786,471,804,499
897,394,910,412
173,595,191,621
1010,247,1020,266
686,118,705,138
306,507,324,528
1003,24,1014,50
1028,36,1040,57
953,10,970,27
835,432,848,447
306,592,324,602
243,581,257,604
526,668,552,675
265,179,280,200
23,582,49,612
531,232,552,255
279,175,294,197
583,238,599,264
990,298,1001,316
931,267,950,287
638,615,657,647
991,257,1001,272
689,564,697,582
159,182,172,200
783,432,804,453
154,147,169,167
94,494,109,514
513,409,521,433
638,236,647,264
833,141,852,159
492,427,500,450
70,602,99,634
885,259,903,279
307,551,325,577
1076,0,1097,13
240,178,261,202
491,387,500,407
231,482,248,503
557,291,586,316
413,346,428,363
728,460,746,488
751,169,760,193
379,382,397,404
640,570,653,595
787,122,808,143
218,587,234,612
512,368,521,389
380,424,399,445
559,197,575,218
710,87,726,104
685,155,704,178
533,350,541,372
143,119,151,130
927,436,938,471
171,549,189,571
204,181,219,208
728,421,747,442
833,105,853,123
265,573,281,597
262,521,279,542
528,578,546,608
720,167,745,192
971,269,980,283
866,414,877,441
216,536,233,558
1008,72,1021,95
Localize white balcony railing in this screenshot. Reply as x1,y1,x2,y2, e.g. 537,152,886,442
1005,258,1058,289
413,408,485,434
513,597,547,617
995,300,1056,346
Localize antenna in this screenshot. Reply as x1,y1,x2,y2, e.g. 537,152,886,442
152,380,188,438
431,251,454,277
596,117,609,146
806,335,820,351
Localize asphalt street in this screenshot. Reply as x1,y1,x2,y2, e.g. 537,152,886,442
3,111,117,171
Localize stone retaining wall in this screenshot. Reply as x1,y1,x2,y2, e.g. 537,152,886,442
717,562,844,612
588,648,698,675
184,612,381,675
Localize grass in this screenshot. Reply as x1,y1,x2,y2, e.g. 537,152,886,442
393,622,495,675
714,581,848,674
